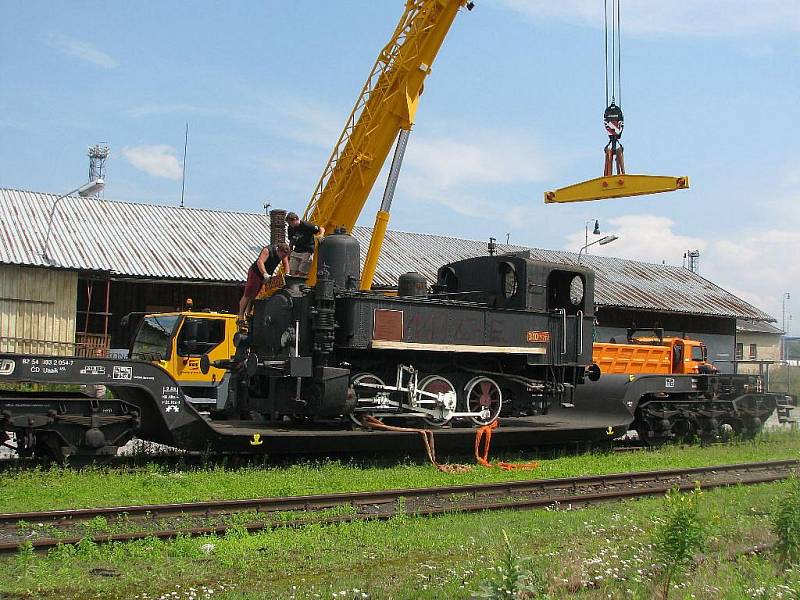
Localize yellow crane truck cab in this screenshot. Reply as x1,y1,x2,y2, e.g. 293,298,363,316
129,311,238,408
592,330,715,376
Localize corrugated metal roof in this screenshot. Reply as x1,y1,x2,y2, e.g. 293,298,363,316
1,187,773,321
1,188,270,282
737,319,784,335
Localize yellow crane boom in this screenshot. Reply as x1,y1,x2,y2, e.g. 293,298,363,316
303,0,469,288
295,0,688,289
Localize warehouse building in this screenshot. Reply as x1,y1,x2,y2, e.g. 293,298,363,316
0,188,776,369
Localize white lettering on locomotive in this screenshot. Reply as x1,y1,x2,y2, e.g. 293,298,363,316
0,359,16,376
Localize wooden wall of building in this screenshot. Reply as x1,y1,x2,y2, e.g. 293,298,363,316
97,279,241,350
0,265,77,356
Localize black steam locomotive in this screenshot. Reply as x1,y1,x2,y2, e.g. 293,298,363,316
223,229,595,427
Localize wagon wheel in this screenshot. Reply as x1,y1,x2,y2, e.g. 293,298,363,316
418,375,455,428
464,376,502,426
348,373,387,427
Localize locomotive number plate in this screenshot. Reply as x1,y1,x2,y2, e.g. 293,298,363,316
526,330,550,343
373,309,404,341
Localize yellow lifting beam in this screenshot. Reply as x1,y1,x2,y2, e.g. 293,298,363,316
544,174,689,204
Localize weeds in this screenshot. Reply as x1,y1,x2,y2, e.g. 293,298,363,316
773,476,800,566
651,486,706,599
476,530,548,599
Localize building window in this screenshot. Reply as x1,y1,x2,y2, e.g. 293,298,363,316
735,343,744,360
749,344,758,359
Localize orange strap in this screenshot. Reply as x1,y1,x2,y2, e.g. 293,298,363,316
475,420,539,471
360,416,538,472
361,416,470,473
603,145,625,177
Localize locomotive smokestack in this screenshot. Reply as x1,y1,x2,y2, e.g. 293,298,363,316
269,209,287,245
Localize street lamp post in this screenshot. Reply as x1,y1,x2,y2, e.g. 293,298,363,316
584,219,601,255
579,234,618,262
783,292,791,361
41,179,105,260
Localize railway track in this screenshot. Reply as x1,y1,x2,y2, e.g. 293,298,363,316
1,459,795,554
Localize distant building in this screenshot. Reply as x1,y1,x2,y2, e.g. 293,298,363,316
734,320,784,385
735,320,783,363
0,188,779,365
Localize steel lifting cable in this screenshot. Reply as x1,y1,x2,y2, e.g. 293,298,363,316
604,0,622,105
603,0,624,176
616,0,621,106
604,0,609,106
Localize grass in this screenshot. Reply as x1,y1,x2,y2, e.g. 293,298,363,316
0,382,84,393
2,429,800,513
0,481,797,599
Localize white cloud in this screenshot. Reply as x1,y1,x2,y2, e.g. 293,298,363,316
705,230,800,328
404,133,548,189
561,214,800,334
46,34,119,68
122,145,183,180
395,130,550,226
563,214,706,264
271,96,341,149
126,94,339,149
497,1,800,37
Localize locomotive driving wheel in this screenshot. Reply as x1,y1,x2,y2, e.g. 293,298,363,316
418,375,455,427
464,376,502,426
348,373,387,427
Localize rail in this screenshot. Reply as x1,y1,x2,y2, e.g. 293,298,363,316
0,459,795,553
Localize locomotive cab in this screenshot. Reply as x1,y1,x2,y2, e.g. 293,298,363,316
436,252,595,367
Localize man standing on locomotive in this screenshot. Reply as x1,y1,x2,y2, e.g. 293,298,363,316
286,212,325,277
237,242,290,327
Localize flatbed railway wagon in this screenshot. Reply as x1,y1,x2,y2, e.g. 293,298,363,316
0,239,793,461
0,246,602,459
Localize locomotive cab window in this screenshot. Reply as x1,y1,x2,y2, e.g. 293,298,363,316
547,270,585,314
499,262,518,299
441,267,459,293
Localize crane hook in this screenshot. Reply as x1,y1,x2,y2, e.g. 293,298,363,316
603,103,625,176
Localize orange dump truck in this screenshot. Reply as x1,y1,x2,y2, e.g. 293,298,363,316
593,333,714,375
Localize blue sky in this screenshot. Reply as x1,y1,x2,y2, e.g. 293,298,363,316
1,1,799,332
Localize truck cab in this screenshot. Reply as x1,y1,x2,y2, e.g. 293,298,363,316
635,336,710,374
592,330,714,376
129,311,238,406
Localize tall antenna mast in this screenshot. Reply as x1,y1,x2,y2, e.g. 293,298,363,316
87,143,109,197
180,123,189,208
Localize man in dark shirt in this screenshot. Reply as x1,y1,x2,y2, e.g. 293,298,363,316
237,242,290,324
286,212,325,276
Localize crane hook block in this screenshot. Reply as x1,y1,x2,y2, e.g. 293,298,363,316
543,175,689,204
